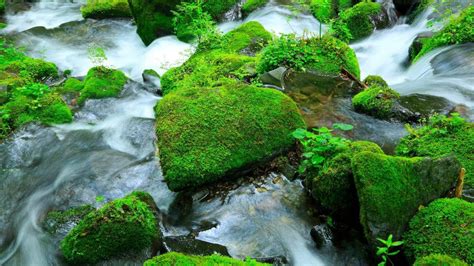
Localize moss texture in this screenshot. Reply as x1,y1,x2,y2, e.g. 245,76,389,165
396,114,474,189
242,0,269,16
81,0,131,19
60,192,160,264
352,152,461,248
310,0,353,23
43,205,95,234
161,22,271,95
352,85,400,119
413,6,474,61
403,198,474,264
330,1,382,42
0,0,4,14
363,75,388,87
257,35,360,78
156,84,305,191
77,67,127,105
414,254,469,266
144,252,269,266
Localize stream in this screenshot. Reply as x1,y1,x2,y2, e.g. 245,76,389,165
0,0,473,265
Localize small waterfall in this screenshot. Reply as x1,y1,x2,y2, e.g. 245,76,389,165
378,0,399,26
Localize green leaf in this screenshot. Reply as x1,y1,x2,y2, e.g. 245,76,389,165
388,250,400,256
391,241,403,247
376,247,387,256
333,123,354,131
292,128,307,139
311,155,325,165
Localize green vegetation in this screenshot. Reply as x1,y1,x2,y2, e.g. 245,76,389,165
352,85,400,119
396,113,474,189
310,0,352,23
81,0,131,19
363,75,388,87
143,69,160,78
413,6,474,61
60,192,160,264
242,0,268,16
156,84,305,191
223,21,272,53
414,254,469,266
330,1,382,42
43,205,95,234
376,234,403,266
257,35,360,78
403,198,473,264
144,252,269,266
0,0,5,14
172,0,219,42
352,152,461,248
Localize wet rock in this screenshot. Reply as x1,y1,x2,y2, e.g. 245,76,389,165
163,236,230,256
310,224,333,249
260,67,286,88
399,93,455,118
142,69,162,95
393,0,420,15
408,31,433,62
430,43,474,75
254,256,288,265
42,205,95,236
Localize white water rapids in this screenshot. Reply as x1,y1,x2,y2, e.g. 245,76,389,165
0,0,473,265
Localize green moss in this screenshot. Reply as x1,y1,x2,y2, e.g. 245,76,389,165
144,252,269,266
143,69,160,78
0,0,4,14
61,78,84,93
352,152,461,247
363,75,388,87
257,35,360,78
352,85,400,119
403,198,474,264
223,21,272,53
413,6,474,61
77,67,127,105
43,205,95,234
242,0,268,16
310,0,353,23
309,141,383,217
81,0,131,19
414,254,469,266
60,192,160,264
330,1,382,42
396,114,474,189
202,0,238,20
156,84,305,191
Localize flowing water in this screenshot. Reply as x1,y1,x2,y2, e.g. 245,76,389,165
0,0,473,265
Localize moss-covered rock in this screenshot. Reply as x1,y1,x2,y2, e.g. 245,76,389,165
223,21,272,54
352,152,461,248
257,35,360,78
242,0,269,16
43,205,95,234
144,252,269,266
60,191,161,264
363,75,388,87
404,198,474,264
156,84,305,191
81,0,131,19
330,1,384,42
77,66,128,105
412,6,474,62
414,254,469,266
310,0,352,23
128,0,237,45
0,0,4,14
396,114,474,190
352,85,400,119
308,141,383,219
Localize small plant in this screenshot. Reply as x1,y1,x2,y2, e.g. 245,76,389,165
292,123,353,173
95,195,105,203
88,45,108,68
376,234,403,266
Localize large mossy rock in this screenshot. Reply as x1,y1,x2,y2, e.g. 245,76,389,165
414,254,469,266
403,198,474,264
60,192,161,264
307,141,383,219
412,6,474,62
144,252,269,266
352,152,461,248
310,0,352,23
352,85,400,119
330,1,387,43
396,114,474,194
155,84,305,191
257,35,360,78
81,0,131,19
128,0,238,45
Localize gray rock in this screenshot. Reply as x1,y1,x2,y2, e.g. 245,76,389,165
163,236,230,256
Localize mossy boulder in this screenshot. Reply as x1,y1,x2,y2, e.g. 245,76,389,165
43,205,95,235
412,6,474,62
81,0,131,19
128,0,237,45
223,21,272,55
414,254,469,266
363,75,388,87
308,141,383,219
352,152,461,248
396,114,474,191
403,198,474,264
257,35,360,78
310,0,352,23
156,84,305,191
242,0,269,16
76,67,127,105
144,252,269,266
352,85,400,119
330,1,385,42
60,191,161,264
